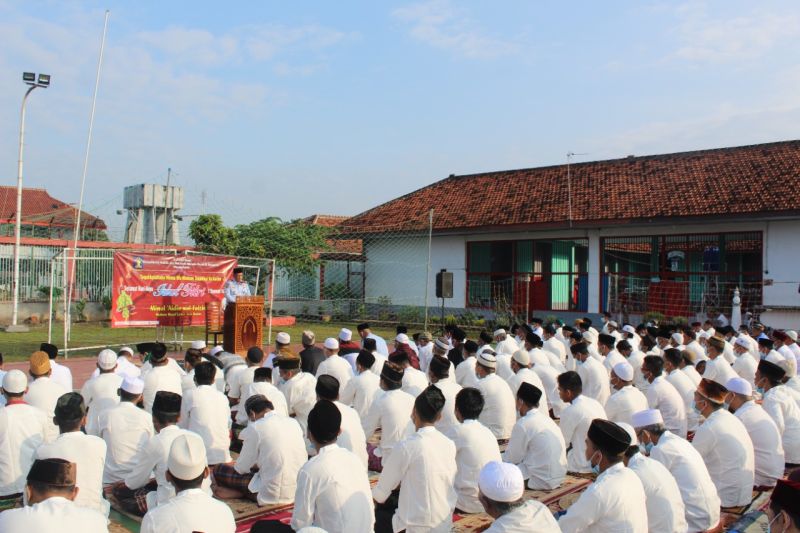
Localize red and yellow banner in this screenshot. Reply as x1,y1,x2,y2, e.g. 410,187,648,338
111,252,236,327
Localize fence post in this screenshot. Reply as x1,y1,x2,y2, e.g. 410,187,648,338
266,259,275,345
47,256,56,343
731,287,741,330
423,209,434,331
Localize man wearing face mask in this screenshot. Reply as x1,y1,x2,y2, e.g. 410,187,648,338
557,419,647,532
641,355,687,438
571,342,610,406
632,409,721,532
604,361,648,427
756,359,800,468
557,371,607,474
725,377,785,488
690,378,755,508
766,478,800,533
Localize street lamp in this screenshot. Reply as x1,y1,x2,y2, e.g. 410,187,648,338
9,72,50,331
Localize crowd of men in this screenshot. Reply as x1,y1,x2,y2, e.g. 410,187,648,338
0,316,799,532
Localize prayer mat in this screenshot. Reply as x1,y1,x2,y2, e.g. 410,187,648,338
108,520,133,533
0,494,22,512
213,463,254,493
105,480,157,519
726,511,770,533
367,428,381,446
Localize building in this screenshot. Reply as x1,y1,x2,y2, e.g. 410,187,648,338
122,184,184,245
341,140,800,328
0,186,107,241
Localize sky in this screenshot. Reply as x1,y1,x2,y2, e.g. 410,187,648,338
1,0,799,242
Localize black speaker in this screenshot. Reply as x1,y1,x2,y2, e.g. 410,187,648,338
436,271,453,299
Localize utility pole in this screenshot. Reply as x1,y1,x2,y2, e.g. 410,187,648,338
163,167,171,245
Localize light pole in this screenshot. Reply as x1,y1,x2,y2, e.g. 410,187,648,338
9,72,50,331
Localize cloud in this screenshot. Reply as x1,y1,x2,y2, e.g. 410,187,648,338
669,3,800,63
392,0,518,59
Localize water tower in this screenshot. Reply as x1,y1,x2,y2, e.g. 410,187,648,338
121,183,184,245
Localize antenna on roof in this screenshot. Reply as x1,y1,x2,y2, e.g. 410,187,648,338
565,152,587,229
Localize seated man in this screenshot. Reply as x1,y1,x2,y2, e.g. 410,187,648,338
604,361,648,427
474,352,516,440
449,387,501,513
362,362,415,472
141,434,235,533
142,343,183,413
0,459,107,532
213,394,307,505
240,367,288,421
372,386,457,533
277,356,317,435
339,350,381,419
557,371,607,473
766,478,800,533
558,419,647,532
81,349,123,436
291,400,374,533
503,382,567,490
477,461,560,532
314,375,368,467
179,362,232,467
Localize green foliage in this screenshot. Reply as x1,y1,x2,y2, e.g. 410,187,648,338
234,217,331,273
643,311,666,324
189,214,239,255
75,299,87,322
38,285,63,301
398,306,423,324
81,228,109,241
444,314,458,325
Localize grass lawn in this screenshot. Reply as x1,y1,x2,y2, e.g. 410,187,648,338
0,321,402,361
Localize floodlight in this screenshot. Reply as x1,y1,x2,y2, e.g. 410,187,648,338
37,74,50,87
23,72,35,83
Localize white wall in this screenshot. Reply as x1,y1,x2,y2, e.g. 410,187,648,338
762,220,800,308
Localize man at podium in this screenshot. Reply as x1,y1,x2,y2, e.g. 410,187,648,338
224,267,251,306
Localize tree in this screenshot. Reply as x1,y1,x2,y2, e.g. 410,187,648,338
189,214,238,255
234,217,331,273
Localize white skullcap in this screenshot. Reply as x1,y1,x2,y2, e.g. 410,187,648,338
493,329,506,337
779,357,797,378
632,409,663,429
617,422,638,446
622,325,636,334
338,328,352,341
478,461,524,502
512,349,530,366
671,332,684,344
2,369,27,394
209,345,223,356
725,377,752,396
607,320,618,328
787,330,798,341
190,340,206,350
119,346,134,356
766,351,785,365
698,330,710,339
121,376,145,395
276,332,291,344
434,338,450,351
97,349,118,370
734,337,750,349
582,330,595,342
167,433,207,481
395,333,409,344
477,351,497,369
324,338,339,350
612,361,634,382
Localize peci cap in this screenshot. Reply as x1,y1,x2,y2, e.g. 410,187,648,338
758,359,786,381
725,376,752,396
477,351,496,369
152,391,182,414
612,361,634,382
517,382,542,406
150,343,168,361
511,349,530,367
380,361,404,384
97,349,118,370
39,343,58,359
276,357,301,370
419,331,433,342
338,328,352,342
2,369,27,394
167,433,207,481
121,376,145,395
631,408,663,429
478,461,524,503
323,338,339,350
30,351,51,375
190,340,206,351
587,419,631,455
276,332,291,345
27,458,77,487
302,330,315,345
54,392,86,422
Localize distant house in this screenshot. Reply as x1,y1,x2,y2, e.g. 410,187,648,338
341,140,800,328
0,186,107,241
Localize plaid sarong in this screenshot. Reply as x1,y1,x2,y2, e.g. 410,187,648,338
213,463,254,493
367,443,383,473
109,479,157,516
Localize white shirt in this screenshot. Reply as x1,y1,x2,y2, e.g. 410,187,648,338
401,366,428,397
543,337,567,365
366,333,389,356
81,372,123,436
666,368,701,430
626,351,649,393
476,373,517,439
559,394,607,473
449,419,501,513
226,365,256,400
484,499,560,533
733,353,759,387
0,402,49,495
224,364,247,396
362,388,415,463
577,356,610,406
179,384,232,465
142,365,183,413
235,411,307,506
333,400,369,468
650,430,721,531
316,355,354,391
455,357,479,388
762,385,800,463
98,401,155,484
506,368,549,418
90,356,141,380
340,370,380,419
0,496,108,532
24,377,67,441
370,351,388,376
602,350,626,375
291,444,374,533
373,426,457,533
703,356,738,388
733,400,785,486
627,452,688,533
36,431,109,516
279,371,317,434
141,357,186,378
141,488,235,533
527,348,551,368
532,364,566,417
495,354,514,381
418,343,434,373
558,462,647,533
645,375,687,438
125,425,211,509
681,364,702,387
433,380,462,436
49,360,73,392
495,337,519,355
503,408,566,490
604,385,649,428
238,381,288,423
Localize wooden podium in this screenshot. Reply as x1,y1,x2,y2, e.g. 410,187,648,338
223,296,264,356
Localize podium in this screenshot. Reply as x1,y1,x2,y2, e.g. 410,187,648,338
223,296,264,356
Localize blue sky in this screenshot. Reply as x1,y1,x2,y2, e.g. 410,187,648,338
1,1,799,241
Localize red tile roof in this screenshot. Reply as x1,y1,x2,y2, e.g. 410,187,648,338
301,214,363,258
0,186,107,229
343,140,800,233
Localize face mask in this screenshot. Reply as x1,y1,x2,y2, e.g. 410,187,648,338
766,511,782,533
589,451,601,475
691,400,702,414
642,442,653,454
723,401,731,411
575,359,584,367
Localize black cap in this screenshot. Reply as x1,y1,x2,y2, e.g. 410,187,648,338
380,361,404,384
27,458,76,487
570,342,589,355
276,357,301,370
464,340,479,354
517,382,542,407
429,355,450,378
152,391,182,414
758,338,774,350
308,400,341,443
315,374,340,400
136,342,158,355
39,343,58,359
54,392,86,421
357,323,370,331
451,328,466,342
587,419,631,455
150,343,168,361
233,266,244,274
530,317,543,324
758,359,785,381
246,346,264,364
356,349,375,369
598,333,615,348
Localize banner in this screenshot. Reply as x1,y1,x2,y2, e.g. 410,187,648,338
111,252,237,327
